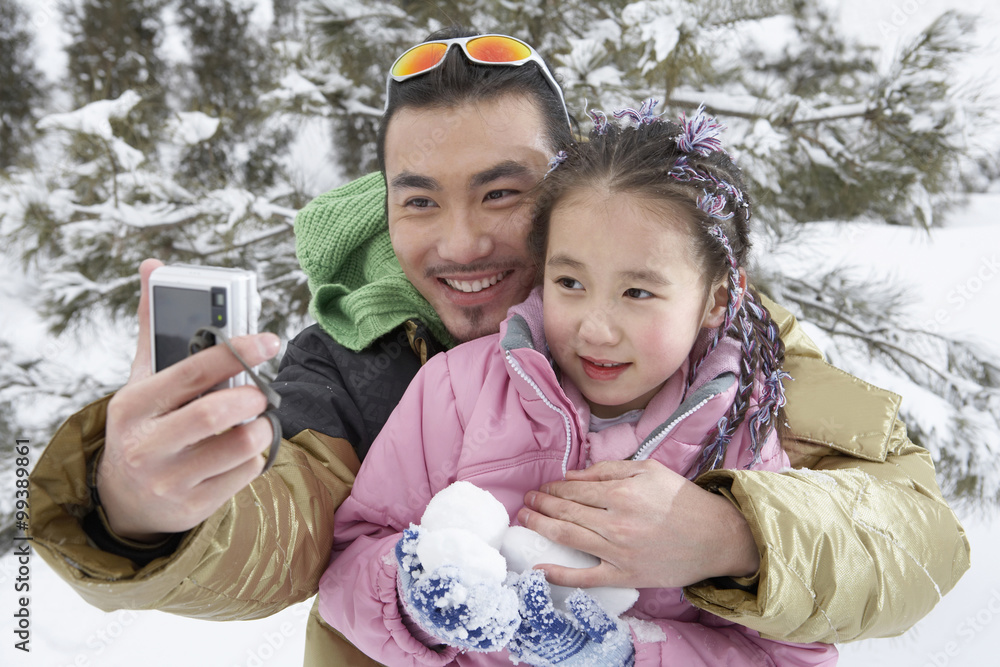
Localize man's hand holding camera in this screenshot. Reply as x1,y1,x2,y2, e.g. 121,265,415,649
98,259,281,543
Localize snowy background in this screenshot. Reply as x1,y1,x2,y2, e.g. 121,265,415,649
2,0,1000,665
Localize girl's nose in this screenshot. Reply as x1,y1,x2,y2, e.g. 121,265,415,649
578,307,620,346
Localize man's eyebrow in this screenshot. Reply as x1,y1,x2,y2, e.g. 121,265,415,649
390,172,440,191
469,160,533,189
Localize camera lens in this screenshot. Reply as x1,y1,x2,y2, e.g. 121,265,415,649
188,330,217,355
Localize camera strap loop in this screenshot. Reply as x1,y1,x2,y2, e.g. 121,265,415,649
190,326,283,473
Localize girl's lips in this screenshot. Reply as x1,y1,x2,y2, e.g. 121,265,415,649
580,357,630,381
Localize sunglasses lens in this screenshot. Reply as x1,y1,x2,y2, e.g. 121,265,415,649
391,42,448,77
466,35,531,62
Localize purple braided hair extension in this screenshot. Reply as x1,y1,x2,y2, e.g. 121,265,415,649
589,109,609,135
686,225,741,394
612,98,661,125
695,291,790,475
741,292,791,466
697,191,735,220
545,150,568,178
668,155,699,182
695,305,756,476
676,104,724,156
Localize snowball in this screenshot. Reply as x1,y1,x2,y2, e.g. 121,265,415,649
420,481,510,550
415,528,508,586
501,525,639,617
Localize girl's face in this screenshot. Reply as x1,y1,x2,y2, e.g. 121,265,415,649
542,189,728,419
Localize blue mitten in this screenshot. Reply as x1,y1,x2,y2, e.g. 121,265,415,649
507,570,635,667
395,527,520,652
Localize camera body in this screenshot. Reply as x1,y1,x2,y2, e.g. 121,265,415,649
149,265,259,389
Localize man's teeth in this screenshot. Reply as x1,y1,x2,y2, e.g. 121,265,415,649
444,271,507,293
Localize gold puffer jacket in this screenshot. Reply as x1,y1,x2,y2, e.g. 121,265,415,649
28,298,971,665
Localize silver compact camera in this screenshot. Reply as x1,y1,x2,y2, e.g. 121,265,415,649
148,265,259,389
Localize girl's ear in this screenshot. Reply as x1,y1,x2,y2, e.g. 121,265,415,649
702,268,746,328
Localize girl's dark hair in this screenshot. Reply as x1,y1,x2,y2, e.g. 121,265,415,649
376,26,575,173
532,104,787,476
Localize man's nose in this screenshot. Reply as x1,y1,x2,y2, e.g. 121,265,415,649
438,208,493,264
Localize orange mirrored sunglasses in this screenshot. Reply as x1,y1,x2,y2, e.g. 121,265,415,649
385,34,572,130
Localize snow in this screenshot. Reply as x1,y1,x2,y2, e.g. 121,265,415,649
165,111,221,145
415,482,637,618
3,0,1000,665
36,91,143,140
6,193,999,663
420,480,510,550
416,528,509,585
502,526,639,617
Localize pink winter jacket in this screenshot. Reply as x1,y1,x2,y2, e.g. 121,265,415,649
319,290,838,666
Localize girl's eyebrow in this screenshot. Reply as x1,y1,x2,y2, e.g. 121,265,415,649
621,268,670,286
546,253,584,270
548,254,671,286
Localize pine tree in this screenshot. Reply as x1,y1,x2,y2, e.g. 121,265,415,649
1,0,997,508
62,0,170,153
5,0,319,349
176,0,288,190
0,0,48,169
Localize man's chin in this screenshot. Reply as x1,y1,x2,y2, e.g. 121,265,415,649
440,305,507,344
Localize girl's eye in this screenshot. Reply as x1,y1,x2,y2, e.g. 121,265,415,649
557,277,583,290
624,288,653,299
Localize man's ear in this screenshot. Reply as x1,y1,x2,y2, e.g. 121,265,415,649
702,268,747,328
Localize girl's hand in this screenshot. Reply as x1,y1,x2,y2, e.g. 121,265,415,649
517,459,760,589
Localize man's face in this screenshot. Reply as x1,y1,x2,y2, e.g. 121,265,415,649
384,95,551,342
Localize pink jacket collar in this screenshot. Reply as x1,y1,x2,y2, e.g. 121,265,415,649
499,288,745,475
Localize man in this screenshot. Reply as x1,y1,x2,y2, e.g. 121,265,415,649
30,27,970,665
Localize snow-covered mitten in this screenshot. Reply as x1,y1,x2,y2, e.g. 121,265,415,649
507,570,635,667
395,527,520,652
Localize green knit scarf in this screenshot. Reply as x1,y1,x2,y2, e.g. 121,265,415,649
294,172,454,351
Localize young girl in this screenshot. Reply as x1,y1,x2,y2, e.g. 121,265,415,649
318,104,838,666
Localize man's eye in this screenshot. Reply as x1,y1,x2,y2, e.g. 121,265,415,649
405,197,435,208
485,189,516,201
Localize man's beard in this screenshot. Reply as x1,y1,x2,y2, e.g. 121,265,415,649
450,304,495,343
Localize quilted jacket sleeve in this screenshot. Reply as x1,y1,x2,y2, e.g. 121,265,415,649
684,296,972,643
28,393,357,620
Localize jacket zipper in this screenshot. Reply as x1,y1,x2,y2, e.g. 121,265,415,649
504,350,575,477
629,392,721,463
